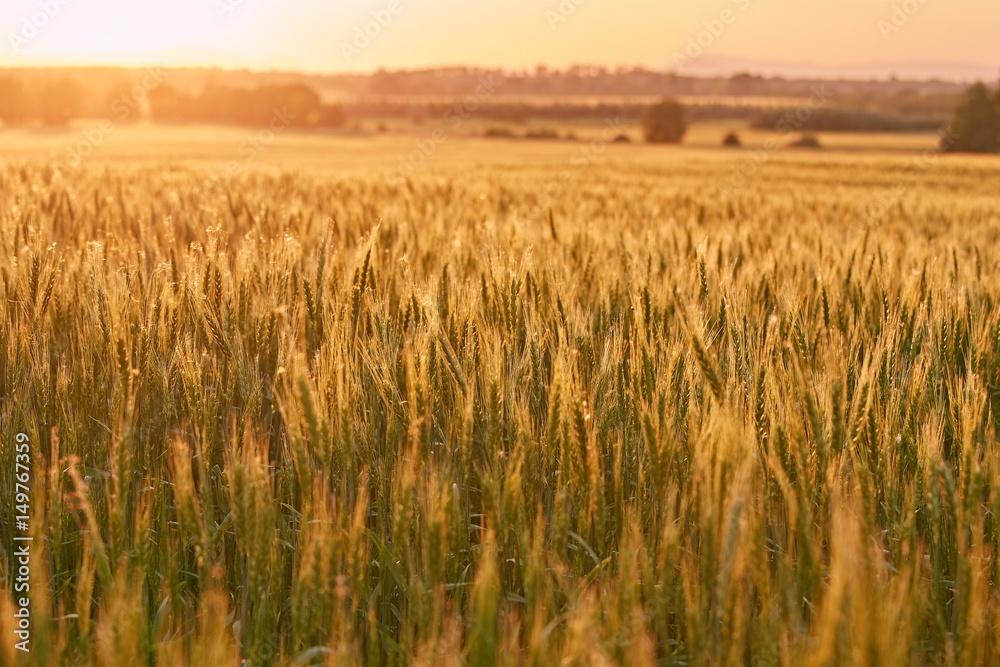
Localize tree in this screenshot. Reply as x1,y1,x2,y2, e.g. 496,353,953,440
317,104,347,128
263,84,321,127
643,98,686,144
996,80,1000,130
0,78,28,125
941,82,999,153
149,85,191,123
37,79,82,126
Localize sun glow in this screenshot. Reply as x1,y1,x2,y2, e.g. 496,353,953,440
5,0,268,67
2,0,998,76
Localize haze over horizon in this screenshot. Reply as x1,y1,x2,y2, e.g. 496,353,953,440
2,0,998,82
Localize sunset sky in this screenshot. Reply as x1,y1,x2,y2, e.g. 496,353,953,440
2,0,997,79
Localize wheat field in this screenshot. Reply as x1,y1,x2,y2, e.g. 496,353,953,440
2,148,1000,665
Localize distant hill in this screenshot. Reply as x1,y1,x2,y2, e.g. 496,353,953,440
666,55,998,83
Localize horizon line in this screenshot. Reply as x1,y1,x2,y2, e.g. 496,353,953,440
0,60,995,85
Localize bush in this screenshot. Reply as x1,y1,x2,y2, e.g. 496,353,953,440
524,128,560,140
642,98,687,144
612,134,631,143
722,131,742,147
789,134,821,149
484,127,516,139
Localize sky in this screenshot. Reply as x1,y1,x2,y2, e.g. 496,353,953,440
1,0,998,80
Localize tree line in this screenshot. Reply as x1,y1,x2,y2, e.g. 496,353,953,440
2,70,998,153
148,84,346,128
0,77,83,126
0,78,347,129
641,79,1000,153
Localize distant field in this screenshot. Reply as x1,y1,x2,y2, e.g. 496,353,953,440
0,120,948,171
2,130,1000,665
